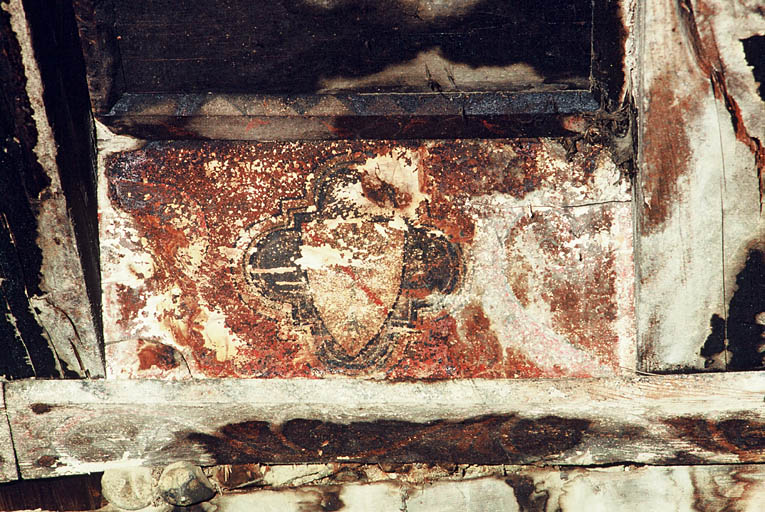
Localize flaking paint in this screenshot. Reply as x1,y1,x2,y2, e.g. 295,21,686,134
99,136,634,379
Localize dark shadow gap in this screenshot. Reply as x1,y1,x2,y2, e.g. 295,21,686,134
742,35,765,102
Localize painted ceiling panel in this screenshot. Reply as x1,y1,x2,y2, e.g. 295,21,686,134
101,139,634,379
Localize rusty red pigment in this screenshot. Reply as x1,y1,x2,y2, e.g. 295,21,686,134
640,71,700,234
101,140,633,378
137,339,180,371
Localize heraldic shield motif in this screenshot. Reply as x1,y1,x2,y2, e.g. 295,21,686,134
242,160,461,371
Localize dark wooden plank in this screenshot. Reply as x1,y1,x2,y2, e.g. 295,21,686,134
591,0,629,109
20,0,105,376
72,0,631,138
0,473,105,510
71,0,124,114
98,90,599,140
0,216,54,379
0,0,104,379
1,0,67,379
7,373,765,479
109,0,592,95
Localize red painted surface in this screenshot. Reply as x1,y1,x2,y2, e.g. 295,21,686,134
101,140,634,379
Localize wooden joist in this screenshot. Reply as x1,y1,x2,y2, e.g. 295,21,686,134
5,372,765,480
635,0,765,372
210,464,765,512
3,463,765,511
0,391,18,482
0,0,104,380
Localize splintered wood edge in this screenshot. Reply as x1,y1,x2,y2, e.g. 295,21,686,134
4,372,765,479
0,386,19,482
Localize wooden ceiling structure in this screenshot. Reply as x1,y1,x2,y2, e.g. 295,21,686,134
1,0,764,510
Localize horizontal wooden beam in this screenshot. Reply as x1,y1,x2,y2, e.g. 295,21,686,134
3,463,765,511
5,372,765,479
98,91,598,140
211,464,765,512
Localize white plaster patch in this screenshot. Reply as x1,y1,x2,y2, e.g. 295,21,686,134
53,453,150,477
434,192,626,377
199,306,242,362
353,148,426,219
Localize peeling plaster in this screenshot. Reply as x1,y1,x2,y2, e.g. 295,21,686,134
99,138,634,379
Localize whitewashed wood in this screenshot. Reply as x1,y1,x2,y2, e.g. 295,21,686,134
635,0,765,371
208,465,765,512
24,464,764,511
0,383,19,482
6,373,765,479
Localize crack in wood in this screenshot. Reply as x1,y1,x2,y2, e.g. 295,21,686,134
677,0,765,212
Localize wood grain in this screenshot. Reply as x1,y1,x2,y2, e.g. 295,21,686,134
1,0,64,380
72,0,614,139
0,386,19,482
635,0,765,372
71,0,124,114
1,0,104,379
3,463,765,510
208,464,765,512
6,373,765,479
0,473,104,511
99,91,599,140
108,0,591,95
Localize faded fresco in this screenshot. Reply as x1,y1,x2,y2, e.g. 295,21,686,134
101,140,634,378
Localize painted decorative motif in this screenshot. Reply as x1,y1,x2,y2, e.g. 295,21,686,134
101,140,635,379
242,162,460,370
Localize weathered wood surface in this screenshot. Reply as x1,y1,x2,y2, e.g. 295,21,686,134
0,388,19,482
71,0,124,114
100,91,599,140
7,373,765,479
97,0,592,95
207,464,765,512
1,0,65,379
0,0,104,379
4,463,765,511
72,0,625,140
635,0,765,372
